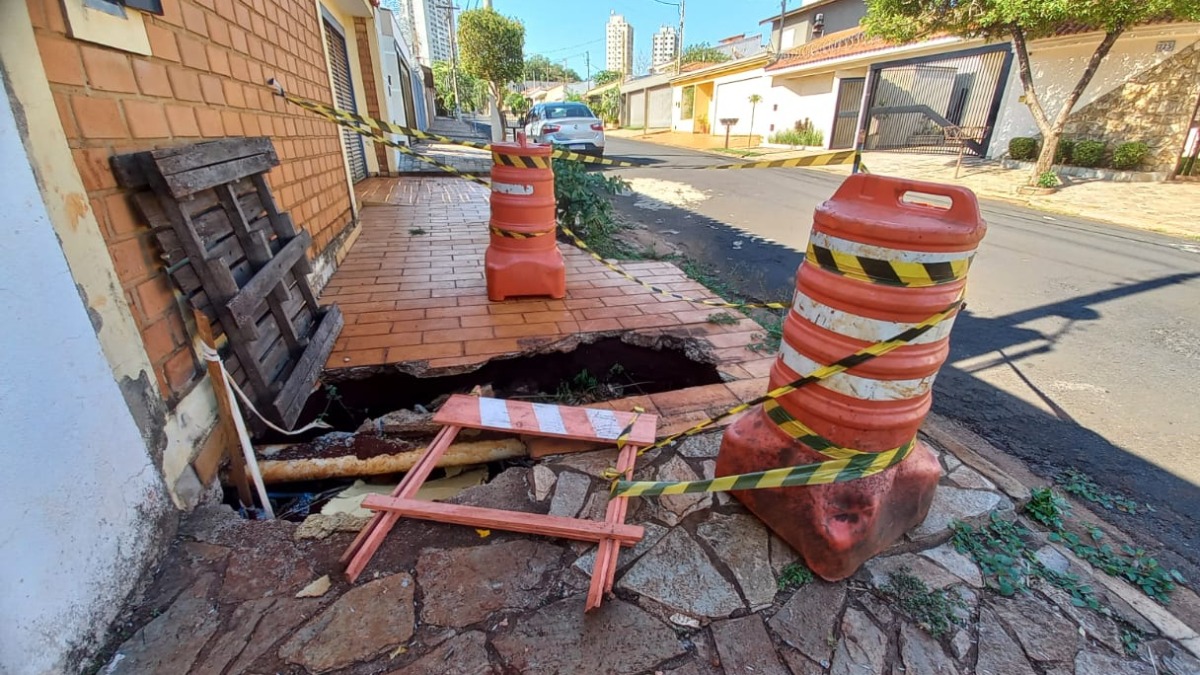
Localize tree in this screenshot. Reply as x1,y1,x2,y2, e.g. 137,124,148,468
458,8,524,135
432,60,487,114
863,0,1200,186
505,91,530,118
524,55,581,83
593,69,622,87
598,86,621,126
747,94,762,148
681,42,731,65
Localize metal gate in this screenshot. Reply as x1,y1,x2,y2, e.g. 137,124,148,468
860,44,1012,156
831,77,864,149
324,17,367,182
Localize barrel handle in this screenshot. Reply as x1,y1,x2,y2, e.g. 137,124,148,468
888,180,978,224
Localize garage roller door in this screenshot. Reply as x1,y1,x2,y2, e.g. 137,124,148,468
628,90,646,127
648,87,671,128
714,78,762,136
324,18,367,182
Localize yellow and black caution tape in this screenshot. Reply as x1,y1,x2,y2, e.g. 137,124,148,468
492,152,552,169
271,80,863,172
606,296,964,496
807,243,971,287
489,225,554,239
346,122,492,188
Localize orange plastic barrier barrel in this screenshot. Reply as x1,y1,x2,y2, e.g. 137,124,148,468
485,133,565,301
716,174,986,580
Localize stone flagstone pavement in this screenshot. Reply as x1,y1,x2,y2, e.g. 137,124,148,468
101,417,1200,675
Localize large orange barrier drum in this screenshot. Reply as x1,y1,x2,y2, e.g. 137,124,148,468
716,174,985,580
485,134,565,301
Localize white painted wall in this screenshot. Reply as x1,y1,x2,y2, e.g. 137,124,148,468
990,30,1200,156
767,67,867,147
0,77,172,675
713,74,769,136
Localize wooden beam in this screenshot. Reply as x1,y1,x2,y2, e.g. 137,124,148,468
361,497,647,545
224,230,311,327
270,305,343,428
192,309,254,508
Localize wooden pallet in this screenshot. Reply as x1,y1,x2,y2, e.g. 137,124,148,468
342,395,658,612
112,138,342,429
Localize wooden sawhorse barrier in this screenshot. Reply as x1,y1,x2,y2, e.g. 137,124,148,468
339,395,659,611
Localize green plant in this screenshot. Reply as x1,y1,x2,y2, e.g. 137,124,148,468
881,568,968,638
1112,141,1150,170
1121,629,1142,657
1036,171,1059,188
1059,469,1150,514
505,91,530,117
681,42,732,65
770,119,823,147
748,311,784,353
551,157,630,258
778,562,814,590
523,54,580,83
458,8,524,120
1055,138,1075,164
706,312,739,325
1009,137,1039,161
409,227,428,236
598,86,621,125
1070,140,1107,168
1049,529,1185,604
593,69,622,87
1026,487,1067,529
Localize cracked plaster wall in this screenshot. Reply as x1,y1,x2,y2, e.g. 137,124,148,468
0,69,174,675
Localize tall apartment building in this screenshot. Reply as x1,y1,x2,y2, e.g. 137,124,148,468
395,0,454,65
652,25,679,67
606,11,634,76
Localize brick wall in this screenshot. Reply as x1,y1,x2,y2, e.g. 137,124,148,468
354,16,389,173
26,0,357,404
1064,42,1200,172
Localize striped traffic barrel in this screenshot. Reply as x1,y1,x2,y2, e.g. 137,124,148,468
485,133,565,301
716,173,986,580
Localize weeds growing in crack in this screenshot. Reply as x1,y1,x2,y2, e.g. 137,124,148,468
881,568,967,638
1059,469,1153,514
546,365,636,406
409,227,428,236
777,562,814,591
1121,629,1143,657
706,312,740,326
748,312,785,353
1026,487,1069,530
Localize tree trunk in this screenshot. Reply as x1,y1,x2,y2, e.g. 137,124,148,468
749,105,757,148
1010,26,1122,186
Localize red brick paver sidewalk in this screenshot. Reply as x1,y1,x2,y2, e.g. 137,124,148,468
321,177,774,435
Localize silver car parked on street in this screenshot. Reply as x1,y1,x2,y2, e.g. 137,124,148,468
522,102,606,156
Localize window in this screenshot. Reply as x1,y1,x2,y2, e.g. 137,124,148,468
681,85,695,120
63,0,156,54
543,103,595,119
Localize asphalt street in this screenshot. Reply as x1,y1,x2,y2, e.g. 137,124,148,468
603,136,1200,575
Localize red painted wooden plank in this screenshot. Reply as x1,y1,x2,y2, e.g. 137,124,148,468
360,497,646,545
433,395,658,445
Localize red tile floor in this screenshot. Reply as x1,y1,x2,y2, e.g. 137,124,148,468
322,177,776,435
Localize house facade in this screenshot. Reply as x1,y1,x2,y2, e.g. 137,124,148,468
670,54,771,136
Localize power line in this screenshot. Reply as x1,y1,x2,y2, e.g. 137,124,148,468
537,37,603,55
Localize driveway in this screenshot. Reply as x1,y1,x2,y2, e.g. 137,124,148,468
603,136,1200,576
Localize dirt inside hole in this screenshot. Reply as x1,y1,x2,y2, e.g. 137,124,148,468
263,336,723,444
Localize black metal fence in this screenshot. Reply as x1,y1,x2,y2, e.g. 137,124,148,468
860,44,1013,156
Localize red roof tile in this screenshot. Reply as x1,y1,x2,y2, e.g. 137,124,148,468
765,27,894,72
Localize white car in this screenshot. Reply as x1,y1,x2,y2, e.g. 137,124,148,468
523,102,605,156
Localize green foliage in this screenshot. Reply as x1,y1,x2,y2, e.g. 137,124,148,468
458,8,524,100
681,42,731,65
748,94,763,104
432,61,487,113
551,158,629,258
749,312,784,353
593,69,623,87
597,87,621,125
1112,142,1150,170
863,0,1200,43
770,128,824,147
1008,137,1039,161
1122,630,1143,657
564,92,584,103
706,312,740,325
881,569,968,638
1036,171,1059,188
778,562,815,590
1049,529,1185,604
1059,469,1151,514
505,91,530,117
1070,139,1107,168
1026,487,1067,529
1055,138,1075,164
523,54,580,83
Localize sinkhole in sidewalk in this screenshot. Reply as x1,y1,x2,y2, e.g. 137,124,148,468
275,336,723,443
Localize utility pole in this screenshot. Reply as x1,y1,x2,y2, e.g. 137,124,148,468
675,0,685,75
585,51,591,83
483,0,492,8
773,0,787,59
435,3,463,119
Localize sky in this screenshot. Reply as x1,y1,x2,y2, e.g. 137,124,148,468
466,0,790,79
